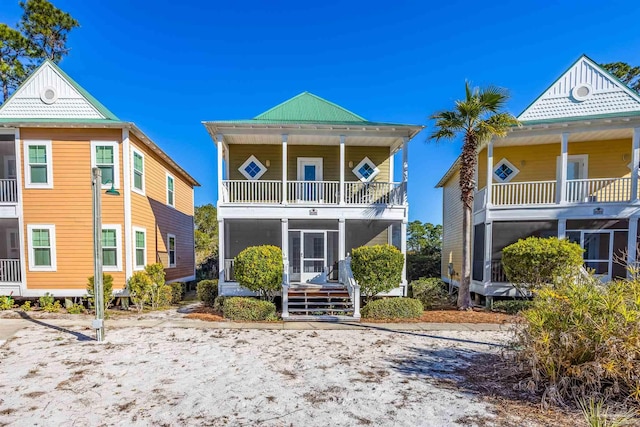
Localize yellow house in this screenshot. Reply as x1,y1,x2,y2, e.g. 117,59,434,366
0,60,199,297
437,55,640,301
204,92,422,319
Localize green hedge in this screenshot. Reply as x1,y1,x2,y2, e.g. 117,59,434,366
170,282,185,304
222,297,277,321
351,244,404,300
361,298,423,319
492,299,533,315
410,278,451,309
234,245,283,300
197,279,218,307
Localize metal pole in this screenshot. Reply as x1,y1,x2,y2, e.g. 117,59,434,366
92,167,105,341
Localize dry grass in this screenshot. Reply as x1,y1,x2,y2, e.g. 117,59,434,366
363,308,515,324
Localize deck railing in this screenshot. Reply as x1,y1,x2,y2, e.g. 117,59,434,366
492,180,556,206
0,179,18,203
0,259,21,282
345,181,404,205
565,178,631,203
491,260,507,283
287,181,340,204
222,180,282,204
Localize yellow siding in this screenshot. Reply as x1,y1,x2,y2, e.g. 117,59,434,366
288,145,340,180
568,139,630,178
441,170,462,283
21,128,126,290
229,144,282,180
345,146,391,182
130,134,195,282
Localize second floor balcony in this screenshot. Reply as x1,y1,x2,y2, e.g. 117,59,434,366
221,180,406,206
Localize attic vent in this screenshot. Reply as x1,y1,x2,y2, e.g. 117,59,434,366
571,84,592,102
40,86,58,104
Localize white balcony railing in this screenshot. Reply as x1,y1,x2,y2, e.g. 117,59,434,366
287,181,340,204
565,178,631,203
0,259,21,282
345,181,404,205
492,180,556,206
0,179,18,203
222,180,282,204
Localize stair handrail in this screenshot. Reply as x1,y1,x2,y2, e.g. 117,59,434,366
282,257,290,318
339,255,361,319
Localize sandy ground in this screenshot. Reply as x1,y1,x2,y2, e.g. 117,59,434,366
0,324,511,427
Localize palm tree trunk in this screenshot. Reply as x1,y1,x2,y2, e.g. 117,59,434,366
457,134,478,309
458,204,472,308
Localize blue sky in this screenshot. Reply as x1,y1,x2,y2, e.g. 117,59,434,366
2,0,640,225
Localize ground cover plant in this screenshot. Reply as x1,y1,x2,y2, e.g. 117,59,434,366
361,298,423,319
222,297,276,321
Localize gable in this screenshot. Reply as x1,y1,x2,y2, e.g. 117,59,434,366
0,60,118,121
518,55,640,122
254,92,366,123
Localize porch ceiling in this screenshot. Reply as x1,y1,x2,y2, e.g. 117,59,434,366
222,133,407,148
499,127,633,146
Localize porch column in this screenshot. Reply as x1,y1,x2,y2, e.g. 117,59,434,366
400,220,408,295
628,217,638,278
486,141,493,207
558,218,567,240
558,132,569,204
281,218,289,317
338,218,346,260
282,134,288,204
631,128,640,202
216,134,224,205
224,141,230,180
482,221,493,284
339,135,346,205
402,137,409,204
218,219,225,294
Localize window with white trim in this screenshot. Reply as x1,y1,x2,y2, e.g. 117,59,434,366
91,141,120,188
24,140,53,188
166,173,175,207
167,234,176,268
493,158,520,182
132,149,145,194
239,155,267,180
101,225,122,272
134,227,146,270
27,224,56,271
353,157,380,182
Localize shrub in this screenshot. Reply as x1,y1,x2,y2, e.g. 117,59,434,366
491,299,532,315
213,295,226,313
127,271,152,313
502,237,584,291
512,276,640,407
197,279,218,307
20,300,31,311
87,273,114,311
222,297,277,321
234,245,283,300
410,278,452,309
38,292,55,309
158,285,173,308
351,245,404,301
0,295,14,310
170,282,185,304
42,300,61,313
145,263,167,310
361,298,423,319
67,303,85,314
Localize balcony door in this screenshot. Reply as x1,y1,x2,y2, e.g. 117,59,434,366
296,157,323,202
558,155,588,202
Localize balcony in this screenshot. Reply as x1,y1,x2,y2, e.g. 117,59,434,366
476,177,635,208
0,179,17,203
0,259,21,283
221,180,406,206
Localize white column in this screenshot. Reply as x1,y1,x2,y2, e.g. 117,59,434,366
558,218,567,239
486,141,493,207
282,134,288,204
218,219,225,292
281,219,289,272
281,218,289,317
338,218,346,260
631,128,640,202
122,129,133,282
400,220,408,295
216,133,224,206
628,217,638,278
339,135,346,205
224,142,230,180
402,137,409,205
558,132,569,204
482,222,493,284
389,146,395,182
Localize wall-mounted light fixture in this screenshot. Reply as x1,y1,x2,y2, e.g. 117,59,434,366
348,161,353,168
520,160,526,167
623,153,630,162
265,160,271,167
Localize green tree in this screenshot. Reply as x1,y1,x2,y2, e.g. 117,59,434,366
19,0,78,62
430,83,519,309
601,62,640,93
406,221,442,281
195,204,218,278
0,24,30,102
407,221,442,253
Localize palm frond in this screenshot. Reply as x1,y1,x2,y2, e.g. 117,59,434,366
478,85,510,113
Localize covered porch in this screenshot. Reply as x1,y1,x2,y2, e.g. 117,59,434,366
0,218,22,295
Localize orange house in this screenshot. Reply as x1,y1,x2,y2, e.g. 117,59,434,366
0,60,199,297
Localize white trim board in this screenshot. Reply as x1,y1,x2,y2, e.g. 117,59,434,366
90,140,120,189
23,140,53,189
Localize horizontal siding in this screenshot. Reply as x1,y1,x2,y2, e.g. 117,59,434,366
441,170,462,282
20,128,126,290
229,144,282,180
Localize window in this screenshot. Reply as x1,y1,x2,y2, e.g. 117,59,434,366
134,227,146,270
353,157,380,182
24,140,53,188
101,225,122,272
493,158,519,182
166,173,175,207
167,234,176,268
239,155,267,180
91,141,119,188
132,149,145,194
27,225,56,271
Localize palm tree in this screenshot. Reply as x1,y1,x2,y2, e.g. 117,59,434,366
430,83,519,309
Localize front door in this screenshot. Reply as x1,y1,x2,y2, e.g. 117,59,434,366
296,157,323,202
302,231,326,283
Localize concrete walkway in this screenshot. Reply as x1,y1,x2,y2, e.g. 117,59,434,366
0,316,509,344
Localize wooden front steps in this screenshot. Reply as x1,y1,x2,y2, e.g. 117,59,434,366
284,283,358,322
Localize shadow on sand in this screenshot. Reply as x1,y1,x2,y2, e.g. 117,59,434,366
18,311,94,341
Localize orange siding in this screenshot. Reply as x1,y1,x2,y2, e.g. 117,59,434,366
130,134,195,282
20,128,126,290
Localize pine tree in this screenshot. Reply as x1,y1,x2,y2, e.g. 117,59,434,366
0,24,31,101
19,0,79,62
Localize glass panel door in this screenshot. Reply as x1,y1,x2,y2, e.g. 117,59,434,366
567,229,613,281
302,231,325,283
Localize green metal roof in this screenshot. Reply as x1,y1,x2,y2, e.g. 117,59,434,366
254,92,366,123
0,118,124,125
